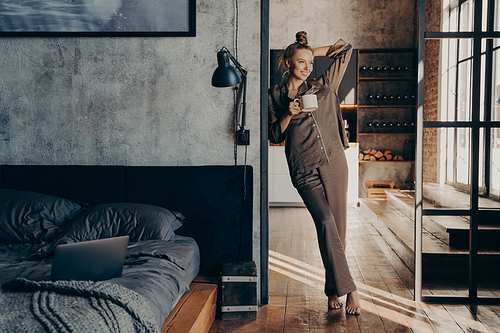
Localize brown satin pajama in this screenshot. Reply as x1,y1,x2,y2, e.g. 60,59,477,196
268,39,356,298
292,153,356,297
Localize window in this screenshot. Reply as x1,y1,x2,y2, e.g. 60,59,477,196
439,0,500,198
418,0,500,303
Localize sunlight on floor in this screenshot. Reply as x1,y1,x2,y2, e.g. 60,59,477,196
269,249,492,333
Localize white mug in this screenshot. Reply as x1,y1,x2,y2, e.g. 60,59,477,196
295,94,318,112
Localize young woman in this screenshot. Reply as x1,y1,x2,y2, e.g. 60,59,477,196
268,31,361,315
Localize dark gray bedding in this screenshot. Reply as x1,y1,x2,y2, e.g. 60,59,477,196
0,189,201,331
0,279,159,333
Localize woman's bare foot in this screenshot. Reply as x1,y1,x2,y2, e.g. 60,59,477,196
346,290,361,315
328,295,343,309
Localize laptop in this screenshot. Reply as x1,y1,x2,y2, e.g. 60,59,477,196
50,236,129,281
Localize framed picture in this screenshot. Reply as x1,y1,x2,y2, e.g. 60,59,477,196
0,0,196,37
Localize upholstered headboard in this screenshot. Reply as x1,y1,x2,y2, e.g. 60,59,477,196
0,165,253,277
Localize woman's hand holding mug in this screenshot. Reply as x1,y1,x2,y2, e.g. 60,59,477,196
288,100,302,116
289,94,318,116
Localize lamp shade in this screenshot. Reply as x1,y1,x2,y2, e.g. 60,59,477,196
211,49,242,87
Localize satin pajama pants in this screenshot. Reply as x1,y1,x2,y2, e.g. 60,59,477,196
291,153,356,297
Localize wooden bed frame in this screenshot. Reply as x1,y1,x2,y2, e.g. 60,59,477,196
0,165,253,332
162,278,218,333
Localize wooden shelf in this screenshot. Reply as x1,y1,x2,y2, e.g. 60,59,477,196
358,47,417,53
356,48,417,195
358,132,415,136
359,160,414,163
359,76,416,81
358,104,416,108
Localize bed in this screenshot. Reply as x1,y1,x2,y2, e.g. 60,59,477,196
0,165,253,333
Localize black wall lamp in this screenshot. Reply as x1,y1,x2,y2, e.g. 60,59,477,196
212,47,250,145
212,47,250,266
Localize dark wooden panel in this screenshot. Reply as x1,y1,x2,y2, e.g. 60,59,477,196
127,166,254,277
0,165,126,205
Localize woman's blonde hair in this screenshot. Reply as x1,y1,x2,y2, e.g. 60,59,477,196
277,31,314,80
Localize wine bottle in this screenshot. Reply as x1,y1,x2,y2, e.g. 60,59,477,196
367,122,373,127
381,122,387,127
374,122,380,127
368,66,373,71
367,94,374,99
388,122,394,127
360,66,367,71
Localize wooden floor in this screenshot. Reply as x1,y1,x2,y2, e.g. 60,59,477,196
209,205,500,333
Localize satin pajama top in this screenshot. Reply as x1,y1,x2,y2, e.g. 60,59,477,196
268,39,353,178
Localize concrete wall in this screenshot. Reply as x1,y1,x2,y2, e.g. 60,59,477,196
0,0,262,284
270,0,416,50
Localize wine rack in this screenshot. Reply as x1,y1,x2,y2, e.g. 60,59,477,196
358,80,416,106
355,49,417,197
358,107,415,134
358,51,415,79
357,49,416,160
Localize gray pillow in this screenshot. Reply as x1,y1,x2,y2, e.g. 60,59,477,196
0,189,86,243
54,203,184,244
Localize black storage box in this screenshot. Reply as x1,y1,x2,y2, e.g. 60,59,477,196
221,261,258,320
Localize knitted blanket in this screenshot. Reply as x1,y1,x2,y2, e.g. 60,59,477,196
0,278,159,333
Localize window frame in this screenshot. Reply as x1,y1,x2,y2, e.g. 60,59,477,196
416,0,500,304
440,0,500,198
